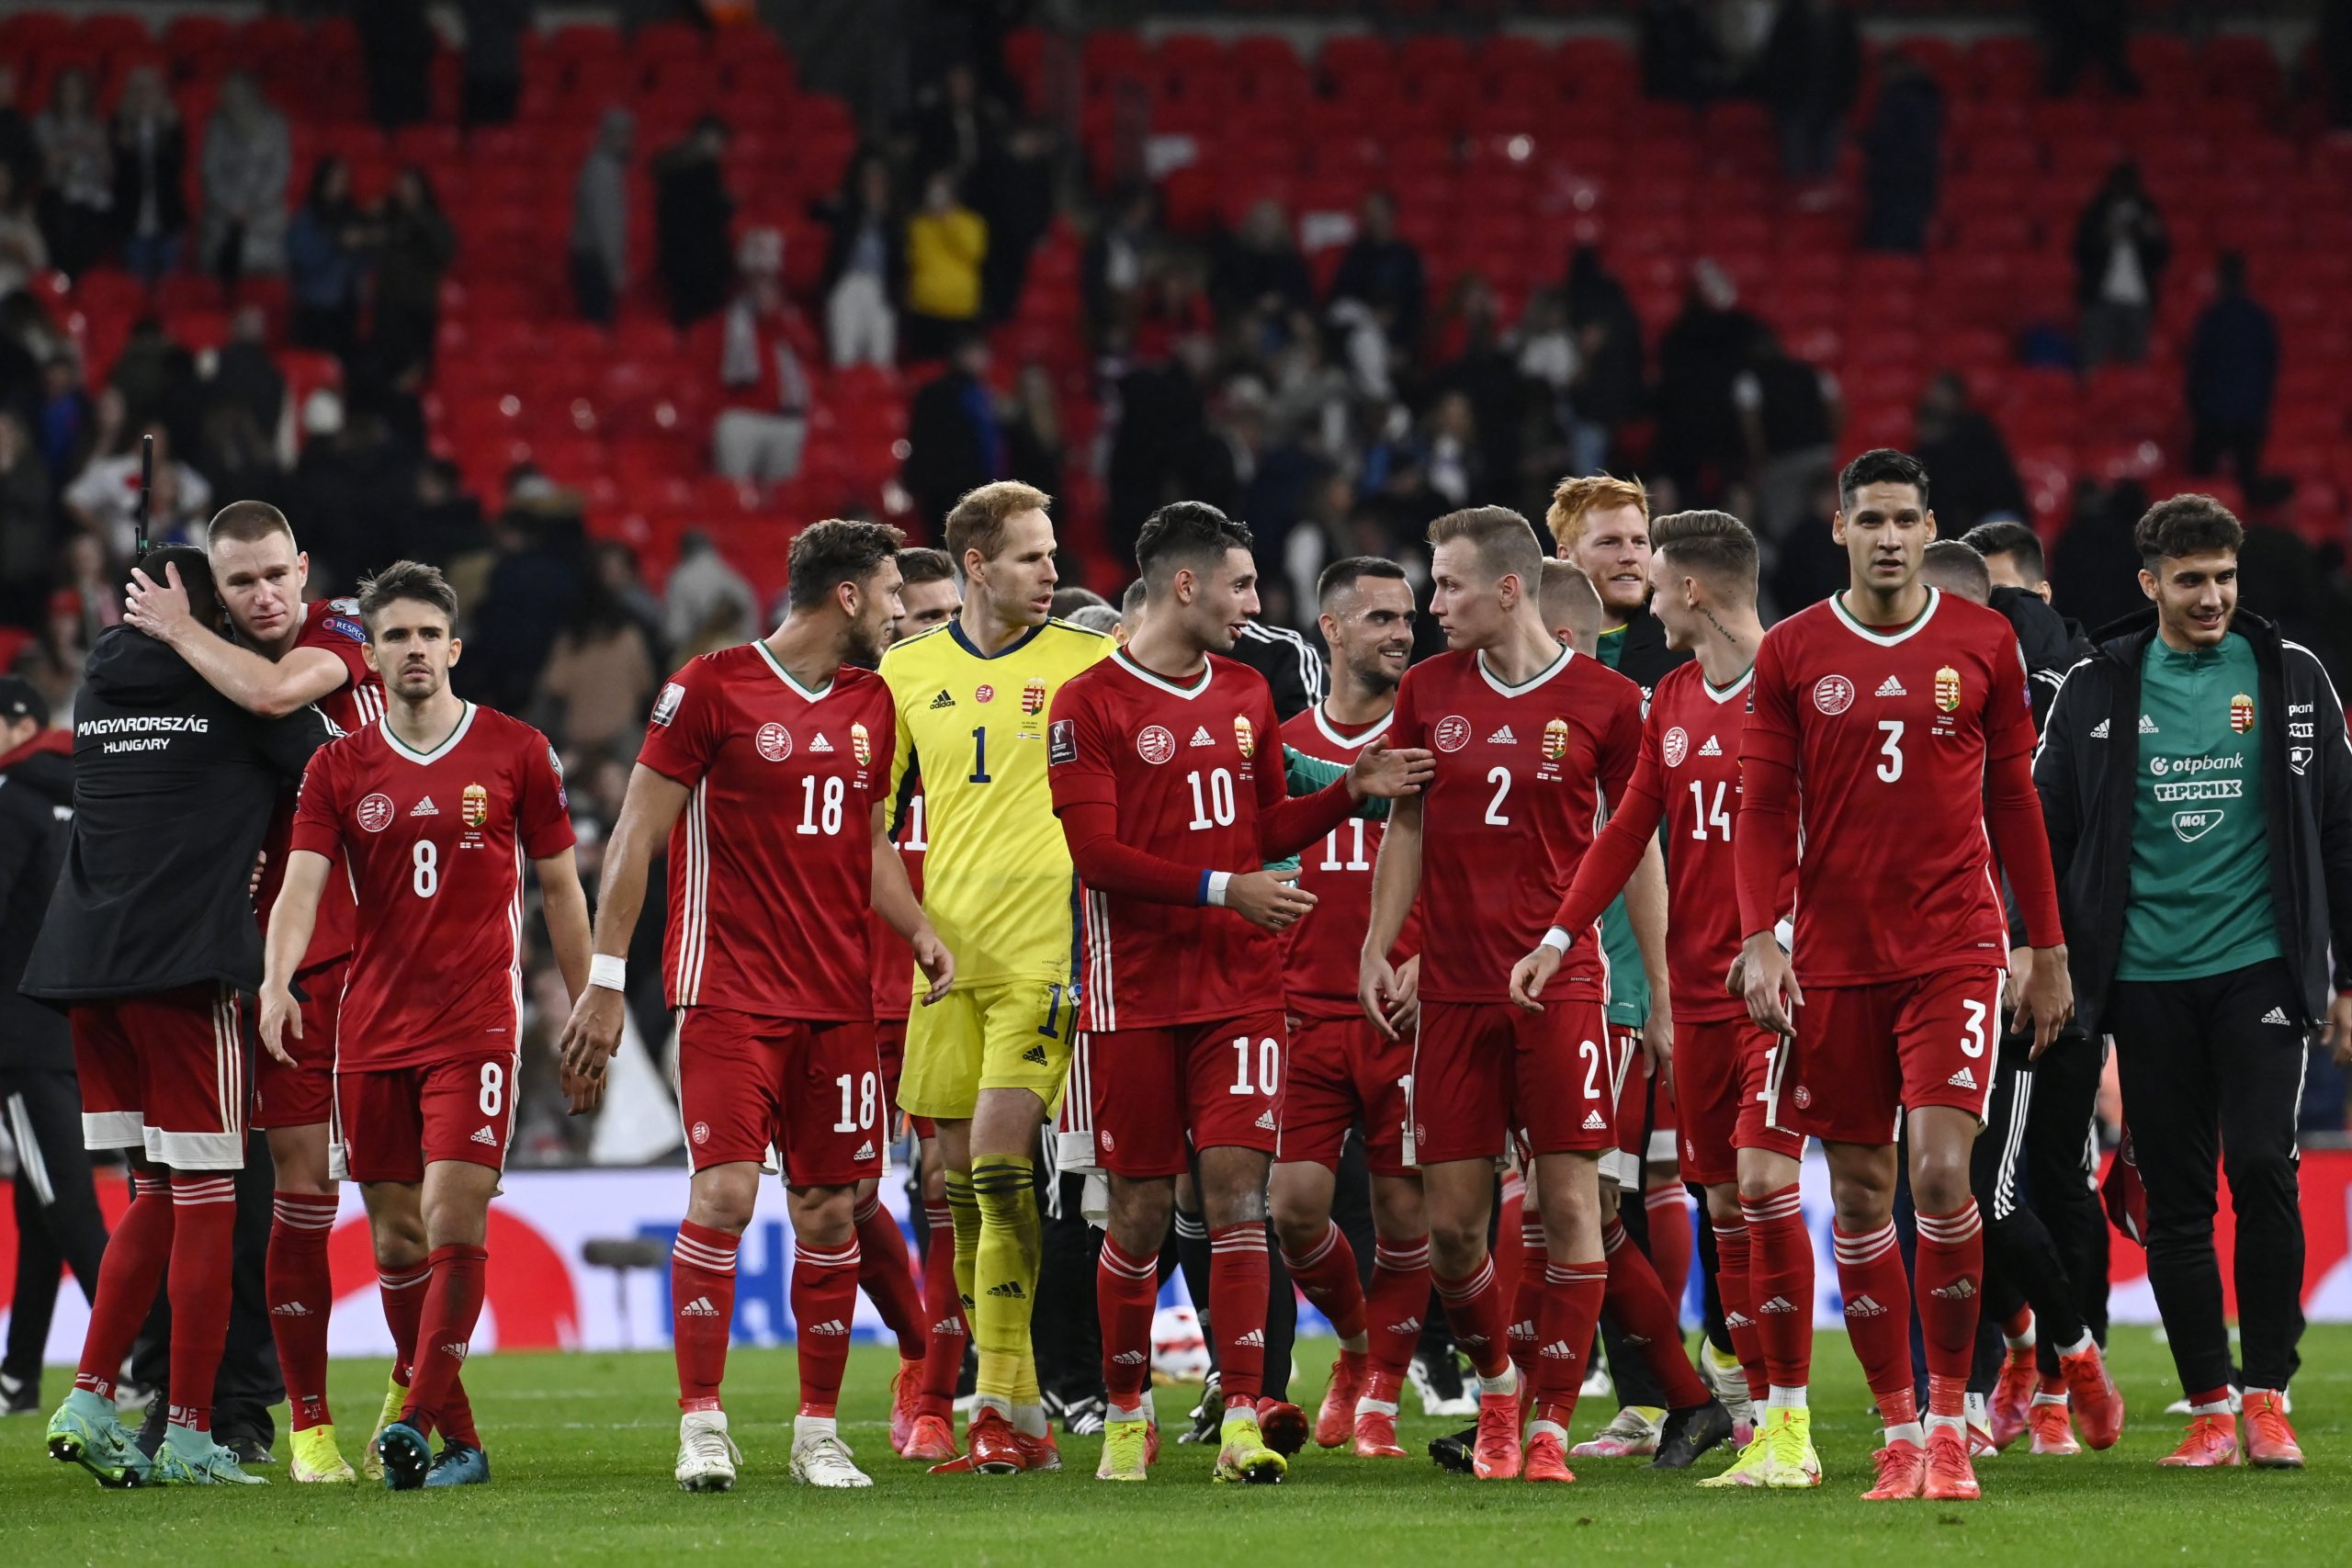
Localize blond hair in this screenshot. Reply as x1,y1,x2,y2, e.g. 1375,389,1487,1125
1427,505,1544,589
944,480,1052,569
1538,558,1603,649
1546,473,1650,555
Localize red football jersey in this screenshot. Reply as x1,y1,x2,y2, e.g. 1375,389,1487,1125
256,598,387,969
1048,649,1285,1032
1622,660,1757,1024
638,644,896,1021
289,703,576,1070
870,779,928,1021
1279,703,1419,1018
1391,645,1643,1004
1740,588,2032,986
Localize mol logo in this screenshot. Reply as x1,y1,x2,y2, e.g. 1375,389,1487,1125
2172,809,2222,843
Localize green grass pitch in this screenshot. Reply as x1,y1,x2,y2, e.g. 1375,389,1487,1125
5,1329,2348,1566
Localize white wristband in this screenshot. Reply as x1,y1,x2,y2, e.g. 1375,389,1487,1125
589,953,627,993
1540,926,1572,954
1205,871,1233,908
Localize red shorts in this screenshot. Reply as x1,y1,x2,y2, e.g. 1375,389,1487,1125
254,957,344,1131
71,984,246,1170
1675,1015,1804,1187
1276,1012,1415,1177
679,1008,885,1186
335,1048,517,1184
1411,994,1614,1166
1611,1023,1679,1165
1089,1011,1284,1179
1768,966,2005,1146
874,1016,933,1140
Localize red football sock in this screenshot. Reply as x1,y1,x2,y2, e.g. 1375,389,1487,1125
401,1243,488,1439
163,1173,238,1433
1096,1235,1159,1407
853,1192,927,1360
1531,1258,1607,1429
671,1220,740,1413
267,1191,339,1431
1915,1201,1985,1420
1742,1185,1814,1388
1508,1207,1547,1375
1710,1219,1770,1404
1363,1234,1430,1383
1493,1171,1526,1321
1832,1219,1917,1424
1430,1253,1512,1382
917,1201,967,1420
791,1237,861,1419
74,1173,174,1401
1209,1224,1270,1404
1601,1216,1711,1407
1279,1221,1367,1346
1645,1183,1694,1314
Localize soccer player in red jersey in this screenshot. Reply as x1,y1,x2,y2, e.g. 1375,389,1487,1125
1048,502,1430,1484
557,522,954,1492
1733,449,2073,1503
1267,556,1430,1460
261,561,594,1491
124,500,387,1483
1511,511,1820,1487
1359,506,1723,1485
870,547,967,1461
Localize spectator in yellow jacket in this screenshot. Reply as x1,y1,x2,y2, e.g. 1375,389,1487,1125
904,170,986,361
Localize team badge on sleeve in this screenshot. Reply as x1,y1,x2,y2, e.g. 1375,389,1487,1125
850,722,872,767
1233,716,1256,761
1022,678,1047,716
652,682,685,727
548,744,569,808
1935,666,1962,714
1542,717,1569,761
462,783,489,829
2230,693,2255,734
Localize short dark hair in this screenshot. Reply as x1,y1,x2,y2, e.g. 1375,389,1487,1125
356,558,458,633
944,480,1052,568
1135,501,1253,586
2135,493,2244,565
205,500,297,552
1920,539,1992,604
1960,520,2045,581
1427,505,1543,588
1120,578,1148,618
787,518,908,612
134,545,220,628
1317,555,1409,607
1838,447,1931,512
1651,510,1758,599
1050,586,1108,617
896,547,955,587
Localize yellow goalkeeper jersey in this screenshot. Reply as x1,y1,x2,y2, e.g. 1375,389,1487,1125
881,615,1114,991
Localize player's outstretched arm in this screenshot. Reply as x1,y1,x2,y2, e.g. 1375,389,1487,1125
259,848,332,1066
125,562,349,718
1359,793,1421,1039
871,801,953,1004
534,845,602,1114
558,763,688,1086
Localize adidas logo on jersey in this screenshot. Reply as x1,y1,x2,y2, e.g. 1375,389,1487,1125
2140,714,2160,734
411,796,439,817
2091,718,2110,739
1232,1328,1265,1348
679,1296,722,1318
1876,676,1907,697
1254,1109,1277,1131
811,734,833,752
1022,1043,1050,1066
806,1319,851,1336
2261,1006,2291,1025
1845,1295,1887,1318
270,1301,312,1317
854,1141,875,1162
1487,725,1518,745
1947,1066,1977,1090
1758,1295,1799,1314
987,1280,1026,1300
929,690,956,710
1113,1349,1147,1365
470,1126,500,1146
1581,1110,1606,1131
1699,736,1722,757
1190,725,1216,747
1930,1279,1977,1302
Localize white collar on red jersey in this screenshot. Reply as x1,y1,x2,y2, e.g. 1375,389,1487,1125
1475,642,1571,698
1112,646,1213,700
1700,666,1756,705
381,702,476,765
1829,585,1942,648
753,637,834,701
1312,703,1393,748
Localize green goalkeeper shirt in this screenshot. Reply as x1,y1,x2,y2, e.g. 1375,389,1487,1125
1595,624,1651,1027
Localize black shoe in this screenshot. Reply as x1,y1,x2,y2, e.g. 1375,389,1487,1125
134,1393,166,1460
955,1339,978,1401
1059,1394,1105,1437
1428,1425,1479,1474
1649,1396,1735,1469
222,1435,275,1466
1180,1371,1223,1444
0,1370,38,1416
